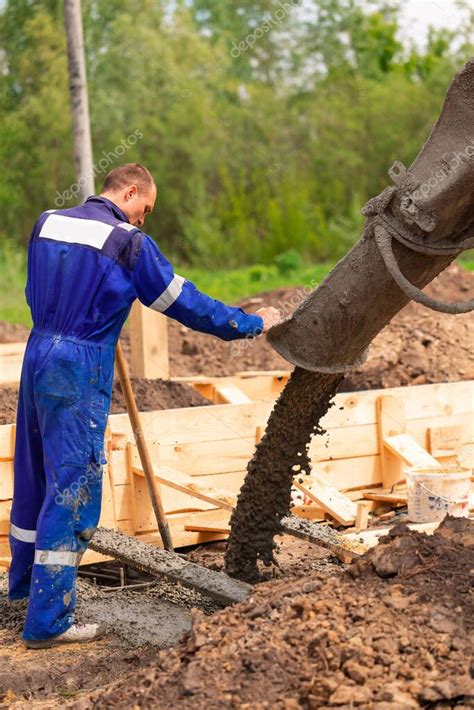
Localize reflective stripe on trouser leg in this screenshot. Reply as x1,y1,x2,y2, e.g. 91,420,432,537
22,461,105,642
22,337,111,642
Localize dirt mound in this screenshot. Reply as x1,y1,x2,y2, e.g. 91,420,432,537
0,378,211,425
84,517,474,709
3,265,472,387
0,321,29,343
160,263,474,384
110,377,211,413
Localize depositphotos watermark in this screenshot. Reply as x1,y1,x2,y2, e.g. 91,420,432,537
230,277,318,358
231,0,302,58
411,137,474,201
54,128,144,207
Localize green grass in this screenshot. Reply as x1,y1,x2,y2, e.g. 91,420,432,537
0,243,473,327
0,241,31,327
177,262,336,303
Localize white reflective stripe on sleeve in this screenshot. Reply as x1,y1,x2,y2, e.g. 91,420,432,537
117,221,136,232
150,274,185,312
39,214,114,249
34,550,79,567
10,524,37,543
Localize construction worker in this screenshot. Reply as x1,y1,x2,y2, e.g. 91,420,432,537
9,163,281,649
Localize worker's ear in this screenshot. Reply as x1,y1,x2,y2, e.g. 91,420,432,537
125,184,138,201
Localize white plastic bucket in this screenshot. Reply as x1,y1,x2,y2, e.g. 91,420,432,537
406,465,471,523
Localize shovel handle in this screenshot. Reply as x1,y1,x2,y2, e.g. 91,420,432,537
115,342,174,552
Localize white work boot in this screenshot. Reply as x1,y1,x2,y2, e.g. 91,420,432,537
24,622,105,649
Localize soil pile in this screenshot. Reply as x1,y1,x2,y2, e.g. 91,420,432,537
110,377,211,413
2,264,472,386
0,378,211,425
84,517,474,709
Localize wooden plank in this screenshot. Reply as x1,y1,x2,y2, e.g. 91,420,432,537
139,522,228,549
363,489,408,504
315,455,382,490
0,461,14,501
321,381,474,428
196,470,247,495
108,382,473,444
159,437,257,476
0,557,11,569
0,343,25,384
0,501,11,536
428,424,464,458
131,461,236,511
0,536,9,558
214,385,252,405
293,474,357,526
112,483,135,521
291,505,325,522
129,300,169,379
98,465,117,529
174,372,289,403
108,449,130,486
384,434,441,469
184,509,231,533
309,413,473,463
108,401,273,445
355,502,370,531
0,424,15,459
376,395,406,489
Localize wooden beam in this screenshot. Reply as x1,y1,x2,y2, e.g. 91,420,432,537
184,509,231,533
355,502,370,531
384,433,440,469
376,395,406,489
293,473,357,526
129,300,169,379
363,489,408,504
213,385,252,405
131,456,236,511
428,424,464,458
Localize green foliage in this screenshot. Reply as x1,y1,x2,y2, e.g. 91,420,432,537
0,240,30,326
0,0,472,278
275,249,302,276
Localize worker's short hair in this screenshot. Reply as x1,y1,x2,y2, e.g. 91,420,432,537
101,163,155,194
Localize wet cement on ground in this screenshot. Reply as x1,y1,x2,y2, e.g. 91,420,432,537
0,572,219,649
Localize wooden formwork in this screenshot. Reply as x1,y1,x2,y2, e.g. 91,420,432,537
0,379,473,568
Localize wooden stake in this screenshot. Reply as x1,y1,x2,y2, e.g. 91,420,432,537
355,502,370,532
115,342,173,551
129,301,169,379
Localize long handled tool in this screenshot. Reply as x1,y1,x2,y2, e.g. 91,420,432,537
114,342,174,552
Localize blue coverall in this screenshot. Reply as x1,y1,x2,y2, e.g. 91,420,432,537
9,196,263,642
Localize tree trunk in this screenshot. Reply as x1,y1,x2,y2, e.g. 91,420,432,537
63,0,95,200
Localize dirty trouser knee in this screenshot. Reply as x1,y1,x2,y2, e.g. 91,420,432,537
9,332,113,642
23,460,105,641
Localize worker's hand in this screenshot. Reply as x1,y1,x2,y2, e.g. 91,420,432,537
256,306,282,332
